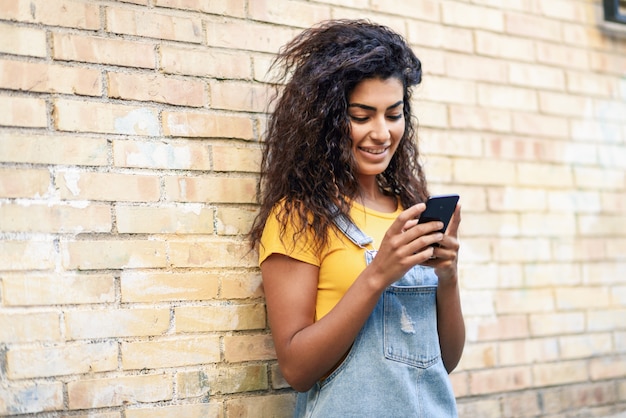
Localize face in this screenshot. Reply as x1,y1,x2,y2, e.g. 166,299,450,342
347,77,405,180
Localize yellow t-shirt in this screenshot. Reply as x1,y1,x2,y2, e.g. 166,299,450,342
259,200,403,320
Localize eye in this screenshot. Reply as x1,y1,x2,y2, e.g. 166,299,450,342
349,115,368,122
387,114,403,120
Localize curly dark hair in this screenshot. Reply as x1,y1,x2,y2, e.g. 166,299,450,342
249,19,429,253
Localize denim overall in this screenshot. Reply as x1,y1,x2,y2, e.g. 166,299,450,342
293,212,458,418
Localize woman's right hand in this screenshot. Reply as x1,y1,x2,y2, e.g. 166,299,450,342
366,203,444,289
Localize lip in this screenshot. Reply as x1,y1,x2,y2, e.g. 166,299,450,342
357,146,390,160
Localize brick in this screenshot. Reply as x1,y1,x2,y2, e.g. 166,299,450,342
591,51,626,76
478,84,537,111
469,366,531,395
457,263,499,289
536,41,590,70
175,303,265,332
505,12,562,41
498,338,560,366
519,213,577,237
68,374,172,409
453,159,516,185
495,238,553,263
216,206,258,236
0,240,55,271
53,33,155,68
556,287,611,310
122,336,221,369
570,119,622,142
62,239,167,270
461,290,496,316
612,286,626,306
567,71,616,98
224,393,296,418
155,0,246,17
595,99,626,122
548,190,601,214
188,364,270,395
54,99,160,136
223,334,276,362
0,133,108,166
106,7,203,43
126,404,222,418
212,144,262,173
160,45,251,79
533,360,589,387
538,91,592,117
469,314,529,342
0,202,111,233
448,105,511,132
56,171,160,202
407,22,474,52
108,72,206,107
552,237,607,263
458,213,518,237
7,341,117,379
509,62,566,91
0,22,47,57
211,80,269,112
162,111,254,139
164,175,256,204
420,131,482,158
113,139,211,170
0,168,50,198
501,391,543,418
539,0,589,22
529,312,585,337
412,101,448,128
0,312,60,343
524,263,581,287
456,398,501,418
495,289,555,314
248,0,331,28
220,270,264,299
176,370,211,398
116,204,214,234
599,144,626,169
445,54,508,83
560,382,620,411
205,18,297,54
579,215,626,237
0,382,63,415
417,76,476,105
475,30,535,62
65,308,170,339
589,355,626,380
442,2,504,31
0,59,102,96
457,237,492,263
517,162,574,188
575,167,625,190
169,239,257,268
0,94,47,128
587,309,626,332
2,0,100,29
121,271,218,302
559,333,613,359
456,342,498,370
2,273,115,306
270,363,290,390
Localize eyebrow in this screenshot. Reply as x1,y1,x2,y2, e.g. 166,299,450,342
348,100,404,111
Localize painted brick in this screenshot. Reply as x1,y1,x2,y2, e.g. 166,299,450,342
575,167,625,190
126,404,222,418
121,336,221,369
559,333,613,359
469,314,529,342
552,237,607,263
0,383,63,415
524,263,581,287
0,22,47,57
248,0,331,28
0,59,102,96
162,111,254,139
474,30,535,62
220,270,264,299
2,273,116,306
456,398,501,418
216,206,258,236
0,312,61,343
121,271,218,302
567,71,617,98
533,360,589,387
223,334,276,362
197,364,270,395
477,84,538,111
155,0,246,17
116,204,214,234
61,239,167,270
469,366,532,395
517,162,574,188
505,12,562,41
407,21,474,52
556,287,611,310
2,0,100,29
68,374,173,409
108,72,206,107
590,355,626,380
205,18,297,54
211,80,269,112
65,308,170,339
175,303,266,332
113,139,212,170
412,101,448,128
509,62,566,91
0,202,111,233
0,94,48,128
587,309,626,332
7,341,117,379
453,159,516,185
176,370,211,398
212,144,262,173
168,239,257,268
164,175,256,204
494,289,555,314
54,99,160,136
536,40,590,70
498,337,560,366
417,76,476,105
56,171,161,202
160,45,252,79
442,2,504,31
0,240,55,271
53,33,155,68
0,167,50,198
448,105,511,132
106,7,203,43
456,342,498,370
0,133,109,166
420,131,482,158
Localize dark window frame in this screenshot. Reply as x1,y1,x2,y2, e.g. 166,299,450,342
603,0,626,24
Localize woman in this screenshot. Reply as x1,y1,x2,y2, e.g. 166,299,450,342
249,19,465,417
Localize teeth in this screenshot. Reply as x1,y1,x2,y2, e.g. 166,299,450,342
361,147,386,154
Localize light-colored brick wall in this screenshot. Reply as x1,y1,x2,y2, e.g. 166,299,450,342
0,0,624,417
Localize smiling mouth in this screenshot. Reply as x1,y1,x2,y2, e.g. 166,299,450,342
359,146,388,155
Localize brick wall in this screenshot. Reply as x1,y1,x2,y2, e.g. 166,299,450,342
0,0,625,417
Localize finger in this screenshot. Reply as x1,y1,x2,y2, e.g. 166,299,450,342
394,203,425,233
446,203,462,238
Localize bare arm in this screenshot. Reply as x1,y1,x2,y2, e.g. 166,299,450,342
427,204,466,372
262,203,445,391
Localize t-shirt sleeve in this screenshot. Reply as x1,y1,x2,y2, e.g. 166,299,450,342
258,205,321,267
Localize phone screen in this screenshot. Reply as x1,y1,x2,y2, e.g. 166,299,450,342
417,194,459,233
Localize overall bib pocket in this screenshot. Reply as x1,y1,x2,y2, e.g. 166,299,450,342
383,285,440,368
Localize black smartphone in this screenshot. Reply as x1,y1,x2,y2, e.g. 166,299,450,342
417,194,459,233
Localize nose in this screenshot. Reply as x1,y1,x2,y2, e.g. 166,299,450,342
370,116,391,142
